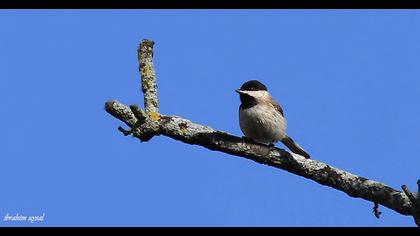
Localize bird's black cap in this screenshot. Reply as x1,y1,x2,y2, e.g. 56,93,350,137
239,80,267,91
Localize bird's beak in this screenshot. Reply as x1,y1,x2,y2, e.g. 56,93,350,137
235,89,244,94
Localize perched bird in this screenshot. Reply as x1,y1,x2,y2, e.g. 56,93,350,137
236,80,310,159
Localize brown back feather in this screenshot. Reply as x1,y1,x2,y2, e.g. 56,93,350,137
268,97,284,117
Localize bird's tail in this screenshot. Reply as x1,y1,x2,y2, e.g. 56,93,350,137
281,136,310,159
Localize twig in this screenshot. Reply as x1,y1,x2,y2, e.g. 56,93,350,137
118,126,132,136
402,185,417,205
130,105,147,122
373,202,381,219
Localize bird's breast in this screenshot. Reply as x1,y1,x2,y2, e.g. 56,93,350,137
239,104,287,144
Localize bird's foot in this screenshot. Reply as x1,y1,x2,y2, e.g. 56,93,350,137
267,142,278,151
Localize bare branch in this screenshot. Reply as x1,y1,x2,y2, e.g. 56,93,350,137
138,39,159,114
105,39,418,225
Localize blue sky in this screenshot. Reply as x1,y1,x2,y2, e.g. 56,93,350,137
1,10,420,226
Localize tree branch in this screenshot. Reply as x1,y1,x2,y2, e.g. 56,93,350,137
138,39,159,114
105,39,417,225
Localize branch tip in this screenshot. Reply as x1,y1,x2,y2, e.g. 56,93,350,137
417,179,420,192
104,100,116,112
141,39,155,46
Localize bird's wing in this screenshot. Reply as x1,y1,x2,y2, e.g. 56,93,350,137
268,97,284,117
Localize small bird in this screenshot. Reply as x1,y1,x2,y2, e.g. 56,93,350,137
236,80,310,159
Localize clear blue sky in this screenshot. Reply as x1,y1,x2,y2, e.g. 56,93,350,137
1,10,420,226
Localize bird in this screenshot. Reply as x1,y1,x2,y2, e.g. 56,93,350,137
235,80,310,159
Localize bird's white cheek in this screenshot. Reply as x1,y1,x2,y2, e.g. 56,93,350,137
242,90,268,99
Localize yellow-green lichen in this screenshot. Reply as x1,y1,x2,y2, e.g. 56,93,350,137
148,112,161,121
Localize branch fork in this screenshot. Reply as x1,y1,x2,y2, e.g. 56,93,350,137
402,180,420,226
